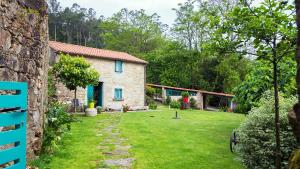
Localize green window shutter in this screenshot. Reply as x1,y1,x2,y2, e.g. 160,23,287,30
115,61,123,73
114,88,118,99
114,88,123,100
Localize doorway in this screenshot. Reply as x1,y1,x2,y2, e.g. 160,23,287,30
94,82,103,107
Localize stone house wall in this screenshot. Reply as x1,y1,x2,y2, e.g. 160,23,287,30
51,52,146,110
0,0,48,159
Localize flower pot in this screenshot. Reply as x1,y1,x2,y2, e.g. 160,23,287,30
86,108,97,117
183,97,189,103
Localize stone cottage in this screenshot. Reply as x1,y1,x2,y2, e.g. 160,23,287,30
49,41,148,110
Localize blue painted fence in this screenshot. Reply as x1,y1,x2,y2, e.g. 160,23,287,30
0,81,28,169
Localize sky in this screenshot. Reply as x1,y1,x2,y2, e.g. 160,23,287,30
58,0,186,26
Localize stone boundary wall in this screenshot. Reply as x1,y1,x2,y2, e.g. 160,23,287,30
0,0,48,159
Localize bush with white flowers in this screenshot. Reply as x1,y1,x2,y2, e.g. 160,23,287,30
237,91,298,169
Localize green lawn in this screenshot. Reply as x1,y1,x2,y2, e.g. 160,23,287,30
119,107,245,169
31,107,245,169
31,114,111,169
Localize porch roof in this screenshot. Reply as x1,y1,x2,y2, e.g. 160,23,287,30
147,84,234,98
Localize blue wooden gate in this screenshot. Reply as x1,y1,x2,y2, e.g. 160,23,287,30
0,82,28,169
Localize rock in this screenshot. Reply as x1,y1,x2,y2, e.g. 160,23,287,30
0,29,11,50
103,158,134,167
115,145,131,150
103,149,130,156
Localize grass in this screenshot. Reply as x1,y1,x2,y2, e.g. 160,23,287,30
119,107,245,169
31,107,245,169
30,114,112,169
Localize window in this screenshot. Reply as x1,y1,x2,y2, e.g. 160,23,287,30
114,88,123,100
115,60,123,73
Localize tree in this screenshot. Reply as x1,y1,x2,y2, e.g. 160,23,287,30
234,59,296,113
172,0,197,51
287,0,300,168
99,8,167,57
47,1,104,48
227,0,296,168
52,54,100,112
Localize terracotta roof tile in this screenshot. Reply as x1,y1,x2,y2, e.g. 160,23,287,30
49,41,148,64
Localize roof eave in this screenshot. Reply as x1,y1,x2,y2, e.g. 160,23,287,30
52,49,148,65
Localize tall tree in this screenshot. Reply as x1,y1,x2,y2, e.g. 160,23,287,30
47,1,104,48
227,0,296,168
99,8,167,56
288,0,300,168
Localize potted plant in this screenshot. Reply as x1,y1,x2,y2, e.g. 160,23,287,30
122,104,130,113
181,92,189,110
86,99,97,117
96,106,102,114
88,99,95,108
181,91,189,103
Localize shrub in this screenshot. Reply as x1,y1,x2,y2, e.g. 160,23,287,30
122,104,130,112
181,91,189,97
189,98,196,108
178,98,183,103
170,100,181,109
146,86,155,97
146,96,153,105
96,106,102,114
236,91,298,169
42,102,76,153
165,96,171,105
149,101,158,110
219,106,228,112
234,104,249,114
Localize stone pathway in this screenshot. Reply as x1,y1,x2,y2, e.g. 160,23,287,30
97,113,134,169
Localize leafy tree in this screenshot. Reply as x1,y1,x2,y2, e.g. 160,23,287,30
234,60,296,113
215,54,251,93
99,8,167,56
52,54,100,112
48,0,104,48
172,0,198,51
227,0,296,167
287,1,300,167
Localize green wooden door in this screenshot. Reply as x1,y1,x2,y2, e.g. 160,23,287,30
87,85,94,102
97,83,103,107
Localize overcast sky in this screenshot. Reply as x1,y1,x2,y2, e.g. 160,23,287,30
58,0,186,26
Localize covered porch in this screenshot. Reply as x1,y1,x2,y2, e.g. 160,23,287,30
147,84,235,111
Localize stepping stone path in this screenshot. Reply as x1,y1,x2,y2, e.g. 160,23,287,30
97,113,134,169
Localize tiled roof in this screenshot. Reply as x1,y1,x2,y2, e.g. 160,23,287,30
147,84,234,97
49,41,148,64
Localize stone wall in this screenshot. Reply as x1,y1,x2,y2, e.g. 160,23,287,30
0,0,48,159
